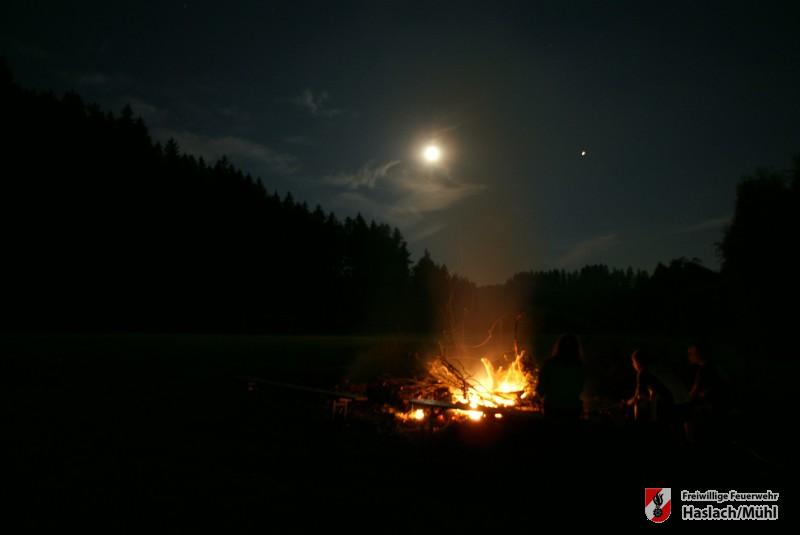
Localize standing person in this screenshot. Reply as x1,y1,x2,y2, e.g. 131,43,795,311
538,333,586,420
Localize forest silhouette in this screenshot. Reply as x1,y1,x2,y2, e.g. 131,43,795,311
2,58,798,351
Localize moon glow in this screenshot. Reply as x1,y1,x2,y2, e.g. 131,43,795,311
423,145,441,162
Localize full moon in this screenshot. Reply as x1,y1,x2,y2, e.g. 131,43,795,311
423,145,441,162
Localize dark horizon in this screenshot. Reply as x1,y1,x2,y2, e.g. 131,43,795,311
3,1,798,283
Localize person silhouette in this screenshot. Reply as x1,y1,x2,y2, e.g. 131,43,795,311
537,333,586,420
684,341,729,443
688,342,723,407
625,349,674,424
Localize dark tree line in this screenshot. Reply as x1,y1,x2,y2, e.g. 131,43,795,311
0,62,426,333
505,260,724,335
420,259,725,345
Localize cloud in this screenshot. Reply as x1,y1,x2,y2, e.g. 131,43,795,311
391,170,484,216
325,160,402,189
326,191,387,220
153,128,300,176
291,89,344,117
408,223,446,242
677,216,729,233
323,159,485,228
555,233,618,268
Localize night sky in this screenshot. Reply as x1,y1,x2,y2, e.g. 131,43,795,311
3,1,798,283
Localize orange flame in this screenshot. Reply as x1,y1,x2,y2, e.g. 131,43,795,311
428,351,536,421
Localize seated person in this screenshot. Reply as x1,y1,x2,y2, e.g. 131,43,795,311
538,333,586,420
626,349,674,424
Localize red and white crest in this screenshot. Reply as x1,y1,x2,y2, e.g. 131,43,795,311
645,488,671,523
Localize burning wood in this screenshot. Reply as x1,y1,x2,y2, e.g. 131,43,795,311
240,315,540,431
392,349,539,426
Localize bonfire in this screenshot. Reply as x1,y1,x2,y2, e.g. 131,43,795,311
395,348,538,424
